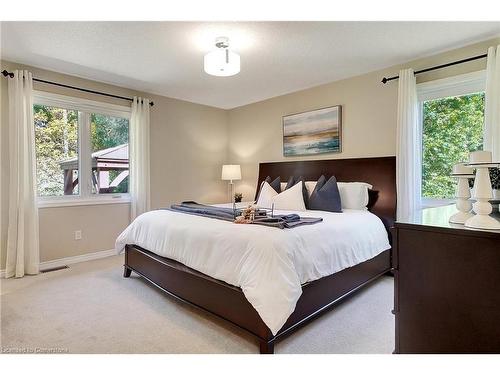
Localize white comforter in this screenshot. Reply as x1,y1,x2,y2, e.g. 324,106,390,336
115,207,390,335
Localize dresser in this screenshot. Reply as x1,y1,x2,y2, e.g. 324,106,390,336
392,205,500,354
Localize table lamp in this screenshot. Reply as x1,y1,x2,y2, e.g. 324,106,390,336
221,164,241,203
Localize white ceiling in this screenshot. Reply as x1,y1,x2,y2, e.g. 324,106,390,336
1,22,500,109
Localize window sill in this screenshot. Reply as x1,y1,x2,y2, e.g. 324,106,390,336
37,195,131,209
421,197,455,209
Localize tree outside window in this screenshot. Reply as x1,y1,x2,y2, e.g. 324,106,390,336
422,93,484,199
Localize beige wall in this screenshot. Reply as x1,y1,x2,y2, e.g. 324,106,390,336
227,37,500,200
0,60,228,268
37,204,130,262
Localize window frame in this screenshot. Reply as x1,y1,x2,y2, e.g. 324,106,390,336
33,91,132,208
417,70,486,208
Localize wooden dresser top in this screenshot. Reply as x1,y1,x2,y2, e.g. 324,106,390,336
395,204,500,238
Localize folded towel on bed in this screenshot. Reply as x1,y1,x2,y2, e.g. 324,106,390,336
251,213,323,228
167,201,322,229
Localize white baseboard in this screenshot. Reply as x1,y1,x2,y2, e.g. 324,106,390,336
0,248,117,278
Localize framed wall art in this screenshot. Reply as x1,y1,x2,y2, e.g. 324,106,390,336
283,105,342,156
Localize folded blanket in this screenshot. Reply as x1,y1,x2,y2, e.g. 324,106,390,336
251,213,323,229
167,201,322,229
169,201,238,221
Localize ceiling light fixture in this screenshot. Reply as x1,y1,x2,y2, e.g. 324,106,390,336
204,37,240,77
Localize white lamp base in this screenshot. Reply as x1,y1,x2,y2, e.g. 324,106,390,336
449,175,474,225
465,212,500,230
449,211,474,225
464,162,500,230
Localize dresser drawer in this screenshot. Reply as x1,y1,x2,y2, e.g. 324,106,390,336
394,224,500,353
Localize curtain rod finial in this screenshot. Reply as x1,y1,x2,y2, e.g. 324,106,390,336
2,69,14,78
381,77,388,84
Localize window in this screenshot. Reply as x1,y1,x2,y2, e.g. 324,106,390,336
418,71,486,205
33,92,131,207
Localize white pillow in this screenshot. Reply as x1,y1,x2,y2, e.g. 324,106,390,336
337,182,373,210
256,181,306,211
256,181,278,208
272,181,306,211
305,181,317,197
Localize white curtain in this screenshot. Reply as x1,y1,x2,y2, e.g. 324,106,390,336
6,70,40,278
396,68,422,220
484,45,500,160
129,96,151,220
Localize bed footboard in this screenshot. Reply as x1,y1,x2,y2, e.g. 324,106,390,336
123,244,391,354
124,244,272,342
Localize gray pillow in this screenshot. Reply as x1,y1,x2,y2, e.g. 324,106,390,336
308,175,342,213
267,176,281,193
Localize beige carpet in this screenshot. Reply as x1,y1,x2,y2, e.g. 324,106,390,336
1,255,394,354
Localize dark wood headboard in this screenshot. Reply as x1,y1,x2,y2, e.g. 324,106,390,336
257,156,397,230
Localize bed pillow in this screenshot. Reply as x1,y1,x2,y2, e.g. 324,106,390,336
308,175,342,213
284,176,309,208
284,175,295,190
271,181,306,211
256,181,279,208
305,181,317,197
256,176,281,202
337,182,373,210
268,176,281,193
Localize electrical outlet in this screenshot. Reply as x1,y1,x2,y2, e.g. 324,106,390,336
74,230,82,240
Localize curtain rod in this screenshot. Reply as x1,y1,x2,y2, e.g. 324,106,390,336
381,53,488,84
1,69,154,106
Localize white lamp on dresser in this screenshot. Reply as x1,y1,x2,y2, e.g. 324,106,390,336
465,151,500,230
449,163,475,224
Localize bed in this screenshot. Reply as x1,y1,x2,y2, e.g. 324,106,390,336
117,157,396,354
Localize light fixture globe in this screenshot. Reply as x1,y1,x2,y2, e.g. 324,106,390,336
204,37,240,77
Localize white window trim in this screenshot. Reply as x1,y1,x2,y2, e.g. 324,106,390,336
417,70,486,102
34,91,132,209
34,91,131,118
417,70,486,208
37,196,132,208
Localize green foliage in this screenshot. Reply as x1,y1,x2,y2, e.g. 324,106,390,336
422,93,484,199
108,169,129,194
34,105,79,196
91,113,129,151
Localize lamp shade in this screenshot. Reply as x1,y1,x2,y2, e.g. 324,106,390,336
221,165,241,181
204,49,240,77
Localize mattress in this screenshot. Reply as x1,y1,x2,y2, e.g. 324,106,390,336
115,206,390,335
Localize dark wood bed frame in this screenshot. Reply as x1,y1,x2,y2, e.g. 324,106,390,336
123,156,397,354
